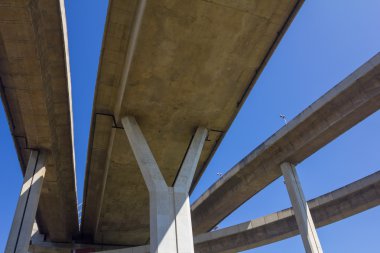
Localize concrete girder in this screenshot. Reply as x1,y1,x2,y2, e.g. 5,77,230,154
113,0,147,122
91,3,149,235
0,0,79,241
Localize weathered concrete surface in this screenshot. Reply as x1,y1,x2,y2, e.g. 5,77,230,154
191,52,380,234
31,170,380,252
194,170,380,253
122,116,207,253
82,0,303,245
6,151,46,253
0,0,78,241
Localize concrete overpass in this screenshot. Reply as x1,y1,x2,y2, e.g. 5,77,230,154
81,0,304,246
191,52,380,234
0,0,78,243
2,0,379,252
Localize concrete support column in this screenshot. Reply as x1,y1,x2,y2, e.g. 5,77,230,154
122,116,207,253
281,162,323,253
6,150,47,253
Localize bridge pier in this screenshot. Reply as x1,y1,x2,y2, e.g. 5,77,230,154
6,150,47,253
281,162,323,253
122,116,207,253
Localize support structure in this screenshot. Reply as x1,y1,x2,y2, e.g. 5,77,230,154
6,150,47,253
122,116,207,253
281,162,323,253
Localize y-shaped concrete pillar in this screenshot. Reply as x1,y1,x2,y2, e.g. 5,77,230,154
281,162,323,253
6,150,47,253
122,116,207,253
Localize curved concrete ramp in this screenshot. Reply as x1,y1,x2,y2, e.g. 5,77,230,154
194,170,380,253
191,52,380,234
81,0,303,245
0,0,78,241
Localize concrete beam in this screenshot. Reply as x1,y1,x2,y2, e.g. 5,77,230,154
192,52,380,234
281,163,323,253
194,170,380,253
0,0,79,240
6,150,46,253
113,0,147,122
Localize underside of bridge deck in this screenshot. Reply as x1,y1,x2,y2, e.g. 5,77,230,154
81,0,304,245
0,0,78,242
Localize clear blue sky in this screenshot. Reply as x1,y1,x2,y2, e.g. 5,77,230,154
1,0,380,252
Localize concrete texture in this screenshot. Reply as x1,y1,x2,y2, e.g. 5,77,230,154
194,170,380,253
0,0,78,241
122,116,207,253
82,0,303,245
6,151,46,253
281,162,323,253
30,170,380,253
191,52,380,234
